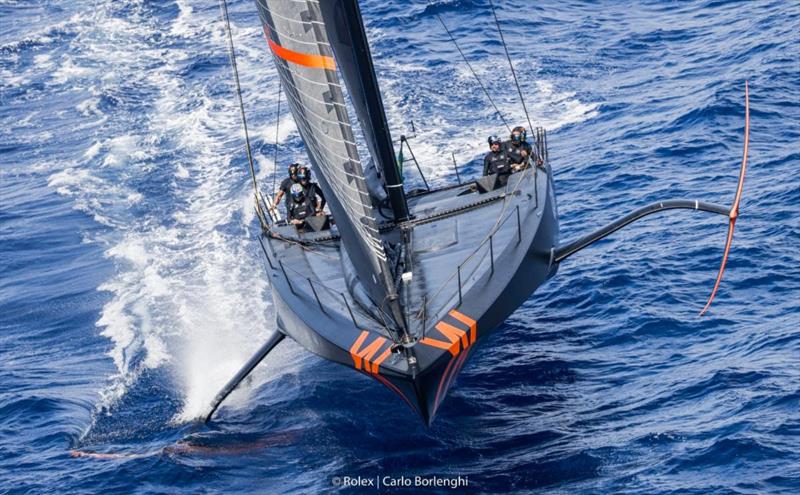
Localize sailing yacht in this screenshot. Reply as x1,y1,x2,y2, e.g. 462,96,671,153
206,0,749,425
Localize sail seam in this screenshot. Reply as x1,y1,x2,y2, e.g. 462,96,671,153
262,8,326,29
275,61,343,89
287,109,383,215
258,0,393,288
275,112,367,185
277,81,347,109
278,85,359,139
266,25,332,49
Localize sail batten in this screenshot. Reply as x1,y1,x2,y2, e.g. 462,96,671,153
318,0,410,222
255,0,396,306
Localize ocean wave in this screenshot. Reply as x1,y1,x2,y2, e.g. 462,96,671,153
2,0,798,493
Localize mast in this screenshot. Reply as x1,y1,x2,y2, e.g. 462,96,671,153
318,0,410,222
254,0,409,338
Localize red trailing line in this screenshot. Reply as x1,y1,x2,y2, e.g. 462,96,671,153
700,81,750,316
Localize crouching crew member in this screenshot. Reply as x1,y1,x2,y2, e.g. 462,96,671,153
297,166,326,216
483,134,511,177
287,183,316,230
503,126,534,171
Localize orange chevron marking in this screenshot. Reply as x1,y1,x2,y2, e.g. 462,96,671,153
371,347,392,375
350,331,387,374
448,309,476,343
422,321,467,356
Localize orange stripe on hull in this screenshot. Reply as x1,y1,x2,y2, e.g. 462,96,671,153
350,331,387,374
448,309,477,343
428,321,467,356
266,37,335,70
372,347,392,375
433,354,459,413
420,336,453,352
373,374,415,410
433,347,472,417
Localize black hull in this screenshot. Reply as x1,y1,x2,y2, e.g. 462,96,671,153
262,166,559,424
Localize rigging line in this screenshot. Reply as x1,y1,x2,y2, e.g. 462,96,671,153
488,0,535,133
272,82,282,199
430,5,512,133
269,231,339,260
219,0,264,218
418,161,534,316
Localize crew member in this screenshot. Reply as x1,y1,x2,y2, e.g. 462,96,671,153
503,126,534,171
483,135,511,177
272,163,300,214
287,183,316,229
297,166,326,216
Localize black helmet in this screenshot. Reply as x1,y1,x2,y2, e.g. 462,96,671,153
488,135,502,146
511,126,527,143
297,166,311,182
290,183,305,200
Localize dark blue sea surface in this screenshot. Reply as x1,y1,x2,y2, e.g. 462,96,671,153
1,0,799,493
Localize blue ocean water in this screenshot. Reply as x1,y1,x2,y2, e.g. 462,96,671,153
1,0,799,492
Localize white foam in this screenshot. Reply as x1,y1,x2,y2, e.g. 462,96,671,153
46,0,599,429
175,164,190,179
33,53,52,66
34,3,275,422
77,97,102,118
378,53,598,185
51,57,94,84
60,4,299,422
254,114,298,145
170,0,195,37
100,135,145,168
95,287,138,373
84,141,103,160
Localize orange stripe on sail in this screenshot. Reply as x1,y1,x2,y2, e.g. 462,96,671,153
267,37,335,70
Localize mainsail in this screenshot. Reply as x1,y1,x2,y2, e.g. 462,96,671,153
318,0,409,222
254,0,405,329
